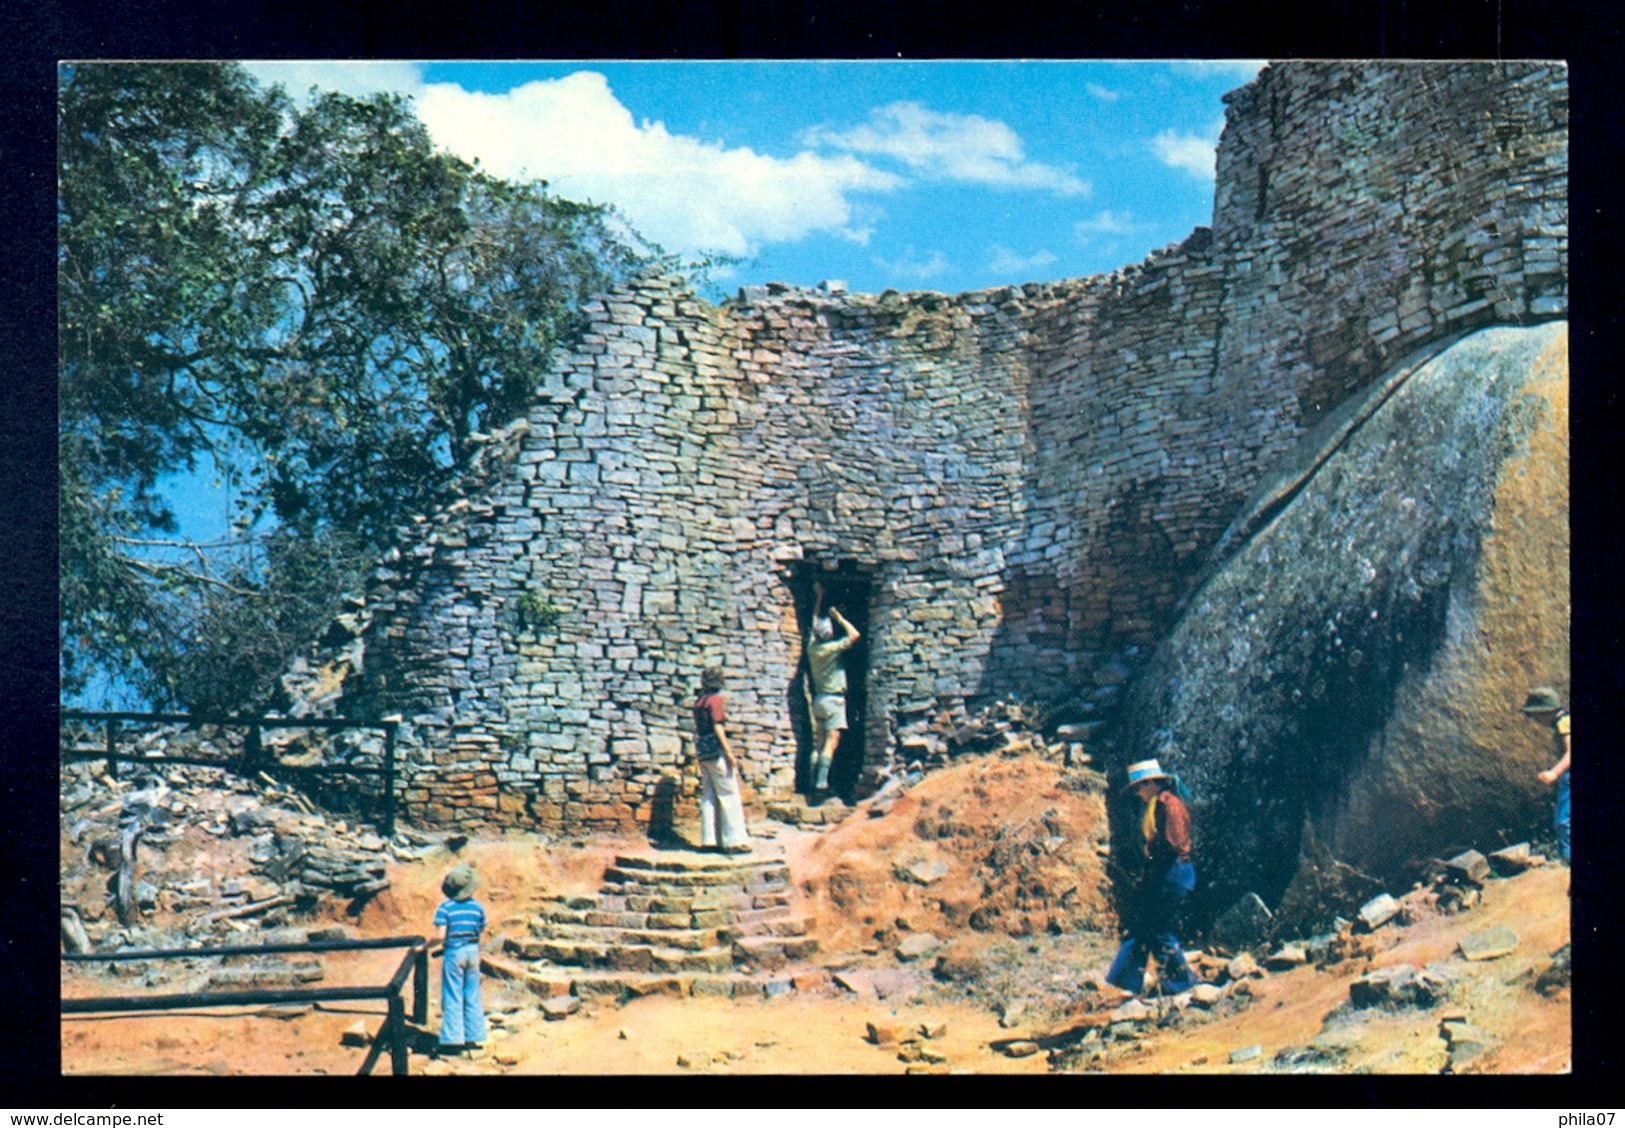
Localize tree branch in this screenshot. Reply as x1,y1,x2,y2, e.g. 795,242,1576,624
120,554,260,597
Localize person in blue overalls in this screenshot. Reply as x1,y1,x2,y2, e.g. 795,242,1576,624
1105,758,1198,998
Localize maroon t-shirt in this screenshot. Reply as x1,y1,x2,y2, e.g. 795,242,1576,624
694,692,725,735
694,692,726,754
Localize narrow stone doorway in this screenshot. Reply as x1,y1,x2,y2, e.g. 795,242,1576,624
785,559,874,800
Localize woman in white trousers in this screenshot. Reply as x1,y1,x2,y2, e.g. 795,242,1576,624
694,666,751,853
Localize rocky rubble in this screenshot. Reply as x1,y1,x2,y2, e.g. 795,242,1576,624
890,697,1103,777
59,750,438,959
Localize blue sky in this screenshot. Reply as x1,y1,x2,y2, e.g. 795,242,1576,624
245,60,1265,298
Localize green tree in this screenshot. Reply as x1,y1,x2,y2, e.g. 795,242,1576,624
60,62,655,709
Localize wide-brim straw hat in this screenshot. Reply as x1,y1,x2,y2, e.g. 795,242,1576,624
442,863,479,901
1124,759,1173,789
1521,687,1563,714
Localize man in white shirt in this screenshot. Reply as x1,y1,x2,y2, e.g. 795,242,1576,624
806,580,860,796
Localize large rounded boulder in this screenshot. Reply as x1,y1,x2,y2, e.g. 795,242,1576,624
1115,322,1568,929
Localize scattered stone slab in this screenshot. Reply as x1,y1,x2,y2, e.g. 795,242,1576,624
1110,999,1155,1023
918,1021,947,1040
1358,892,1400,931
866,1020,908,1046
905,1063,953,1075
1350,964,1416,1007
1190,983,1226,1006
1444,849,1491,886
1440,1019,1491,1047
340,1020,373,1047
1225,952,1264,980
1349,962,1452,1007
895,932,942,962
540,995,581,1020
1229,1044,1263,1063
1266,944,1308,969
1003,1041,1041,1058
870,968,918,999
1458,926,1519,961
1209,892,1274,951
833,970,878,997
1487,843,1537,875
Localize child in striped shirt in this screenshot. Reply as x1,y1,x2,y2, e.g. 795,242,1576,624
433,863,487,1054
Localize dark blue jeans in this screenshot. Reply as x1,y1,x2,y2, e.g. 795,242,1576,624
1554,773,1570,865
1106,860,1197,995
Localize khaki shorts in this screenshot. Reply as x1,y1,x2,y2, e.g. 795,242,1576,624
812,694,849,733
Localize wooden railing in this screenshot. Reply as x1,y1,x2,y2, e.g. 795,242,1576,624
60,710,401,836
62,935,431,1076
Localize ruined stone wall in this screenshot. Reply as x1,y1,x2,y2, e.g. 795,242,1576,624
324,61,1566,832
1001,61,1568,692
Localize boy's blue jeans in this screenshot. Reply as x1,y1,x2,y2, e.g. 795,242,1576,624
440,943,487,1046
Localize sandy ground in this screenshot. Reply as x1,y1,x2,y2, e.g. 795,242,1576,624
61,836,1569,1078
58,751,1569,1079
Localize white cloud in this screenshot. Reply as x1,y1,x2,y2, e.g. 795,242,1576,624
1152,127,1221,179
804,102,1090,196
1086,82,1121,102
243,64,904,260
1075,209,1138,238
411,73,903,258
873,247,953,282
987,245,1058,275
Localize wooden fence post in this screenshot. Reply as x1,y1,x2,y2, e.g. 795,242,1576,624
388,993,409,1076
412,945,429,1025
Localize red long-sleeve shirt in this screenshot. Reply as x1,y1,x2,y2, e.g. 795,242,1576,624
1145,790,1193,868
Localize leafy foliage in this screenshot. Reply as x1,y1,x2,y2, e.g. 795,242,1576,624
59,62,659,709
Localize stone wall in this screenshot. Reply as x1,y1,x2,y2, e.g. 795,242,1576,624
312,61,1567,833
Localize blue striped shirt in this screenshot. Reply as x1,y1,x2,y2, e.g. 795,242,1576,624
434,899,486,948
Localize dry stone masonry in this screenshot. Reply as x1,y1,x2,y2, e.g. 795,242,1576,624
298,61,1566,835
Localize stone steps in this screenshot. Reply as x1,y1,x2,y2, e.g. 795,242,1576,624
602,860,791,889
530,920,727,951
501,849,820,1001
